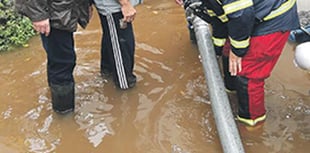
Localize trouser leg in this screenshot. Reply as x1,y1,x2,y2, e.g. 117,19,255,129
98,12,136,89
220,40,236,92
222,56,236,91
41,28,76,113
236,32,289,123
98,14,113,76
236,76,265,119
187,20,196,44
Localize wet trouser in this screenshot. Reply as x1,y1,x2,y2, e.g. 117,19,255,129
41,28,76,113
98,12,136,89
222,41,236,91
236,31,290,120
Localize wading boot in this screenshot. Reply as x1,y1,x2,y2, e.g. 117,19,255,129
50,82,75,114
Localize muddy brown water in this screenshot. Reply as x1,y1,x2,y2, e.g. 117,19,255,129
0,0,309,153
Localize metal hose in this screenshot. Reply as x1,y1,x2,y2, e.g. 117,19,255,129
192,16,245,153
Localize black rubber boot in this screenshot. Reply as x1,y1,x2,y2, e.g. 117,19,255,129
50,82,75,114
222,56,236,92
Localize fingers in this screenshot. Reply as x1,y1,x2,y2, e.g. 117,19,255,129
229,59,237,76
32,19,50,36
121,5,137,22
45,25,50,36
237,60,242,73
124,12,136,22
229,61,241,76
231,61,242,75
175,0,184,5
229,51,242,76
36,26,49,36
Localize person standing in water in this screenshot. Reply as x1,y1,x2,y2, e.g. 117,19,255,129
15,0,93,114
176,0,300,126
92,0,143,89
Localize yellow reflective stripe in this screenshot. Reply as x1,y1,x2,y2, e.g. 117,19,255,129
207,10,216,17
223,0,253,15
218,14,228,22
263,0,296,21
207,10,228,22
229,37,250,48
216,0,222,5
212,37,226,47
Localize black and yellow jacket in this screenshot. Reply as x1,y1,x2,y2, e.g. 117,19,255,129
195,0,300,57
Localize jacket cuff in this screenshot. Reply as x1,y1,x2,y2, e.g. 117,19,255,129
28,13,50,22
231,47,248,57
229,37,250,57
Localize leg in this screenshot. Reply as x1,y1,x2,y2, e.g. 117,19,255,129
236,76,266,126
183,0,198,44
42,28,76,114
98,13,113,77
222,55,236,92
236,31,290,126
187,20,196,44
100,12,136,89
222,40,236,92
112,12,136,88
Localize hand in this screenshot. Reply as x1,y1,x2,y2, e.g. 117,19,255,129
32,19,50,36
121,3,136,22
229,50,242,76
175,0,184,5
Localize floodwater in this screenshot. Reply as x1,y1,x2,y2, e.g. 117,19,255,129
0,0,309,153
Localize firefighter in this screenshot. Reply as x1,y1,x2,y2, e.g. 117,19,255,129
178,0,300,126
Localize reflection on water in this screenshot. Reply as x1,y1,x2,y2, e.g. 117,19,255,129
0,0,309,153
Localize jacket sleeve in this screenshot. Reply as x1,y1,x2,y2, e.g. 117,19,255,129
222,0,255,57
191,0,228,56
15,0,49,22
210,18,228,56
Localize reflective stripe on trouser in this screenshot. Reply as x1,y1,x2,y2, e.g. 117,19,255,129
237,31,290,119
99,12,135,89
41,28,76,86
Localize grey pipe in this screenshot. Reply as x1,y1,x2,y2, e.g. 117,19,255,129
192,16,245,153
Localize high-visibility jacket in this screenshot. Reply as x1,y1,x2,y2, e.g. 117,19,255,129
195,0,300,57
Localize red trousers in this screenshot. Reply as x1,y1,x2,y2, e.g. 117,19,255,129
223,32,289,119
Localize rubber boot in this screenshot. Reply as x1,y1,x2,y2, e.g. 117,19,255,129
50,82,75,114
222,56,236,92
